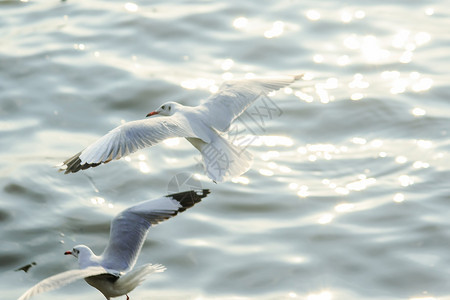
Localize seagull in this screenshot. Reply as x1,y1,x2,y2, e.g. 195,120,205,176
59,74,303,182
18,189,210,300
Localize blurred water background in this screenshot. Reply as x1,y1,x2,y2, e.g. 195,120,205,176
1,0,450,299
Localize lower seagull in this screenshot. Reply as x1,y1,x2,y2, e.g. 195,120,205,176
18,189,210,300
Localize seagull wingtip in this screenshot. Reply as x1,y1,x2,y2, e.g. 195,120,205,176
153,264,167,273
197,189,211,197
293,73,305,81
55,162,67,172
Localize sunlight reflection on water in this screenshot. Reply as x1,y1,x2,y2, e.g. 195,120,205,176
231,176,250,185
306,10,321,21
124,2,138,13
306,291,333,300
264,21,284,39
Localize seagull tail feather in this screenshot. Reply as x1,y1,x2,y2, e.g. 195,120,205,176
114,264,166,295
199,134,253,183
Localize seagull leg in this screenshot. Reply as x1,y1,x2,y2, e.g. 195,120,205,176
126,295,129,300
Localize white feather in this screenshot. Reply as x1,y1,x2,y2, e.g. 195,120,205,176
18,266,107,300
197,75,302,132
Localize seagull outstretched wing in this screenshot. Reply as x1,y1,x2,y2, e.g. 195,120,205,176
18,266,108,300
100,190,209,273
198,74,303,132
60,115,197,174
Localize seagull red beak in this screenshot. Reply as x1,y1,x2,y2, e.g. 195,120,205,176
64,251,72,255
146,111,159,117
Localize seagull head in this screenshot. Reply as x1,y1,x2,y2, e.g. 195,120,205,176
65,245,100,269
146,102,180,117
64,245,91,259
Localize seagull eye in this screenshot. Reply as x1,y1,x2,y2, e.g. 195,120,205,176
162,105,166,110
168,106,171,111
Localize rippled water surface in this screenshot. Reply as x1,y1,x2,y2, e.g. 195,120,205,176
2,0,450,299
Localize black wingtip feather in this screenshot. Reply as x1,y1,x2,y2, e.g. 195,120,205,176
167,189,210,211
60,152,101,174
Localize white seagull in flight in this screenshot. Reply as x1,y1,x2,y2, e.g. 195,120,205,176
18,190,210,300
59,74,302,182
